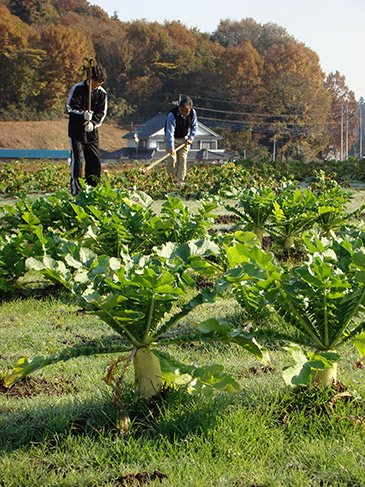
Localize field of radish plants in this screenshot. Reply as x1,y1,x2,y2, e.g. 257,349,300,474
0,158,364,487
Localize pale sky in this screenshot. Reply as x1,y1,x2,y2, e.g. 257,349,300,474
92,0,364,99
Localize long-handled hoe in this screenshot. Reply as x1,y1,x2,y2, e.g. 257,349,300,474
83,57,95,112
143,141,186,173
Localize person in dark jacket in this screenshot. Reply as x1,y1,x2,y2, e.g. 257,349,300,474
164,96,198,186
66,63,107,195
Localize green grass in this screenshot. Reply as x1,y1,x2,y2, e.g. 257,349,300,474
1,292,364,487
1,180,365,486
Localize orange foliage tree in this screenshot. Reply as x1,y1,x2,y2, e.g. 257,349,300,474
0,4,46,117
324,71,359,157
1,0,361,160
39,24,93,110
262,42,330,161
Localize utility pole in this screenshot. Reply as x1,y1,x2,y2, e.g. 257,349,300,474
340,106,343,161
360,103,363,159
273,134,276,162
345,103,349,159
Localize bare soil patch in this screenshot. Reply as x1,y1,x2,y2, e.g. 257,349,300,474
0,376,78,397
0,119,128,152
115,470,168,486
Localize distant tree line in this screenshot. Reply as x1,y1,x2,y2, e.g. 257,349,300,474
0,0,360,160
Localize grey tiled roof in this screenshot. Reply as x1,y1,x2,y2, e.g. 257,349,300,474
100,149,124,159
196,149,235,160
123,115,166,139
119,148,156,159
123,114,222,140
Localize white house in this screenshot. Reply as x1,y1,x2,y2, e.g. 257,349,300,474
118,114,234,163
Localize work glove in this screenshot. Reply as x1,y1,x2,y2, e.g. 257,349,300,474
84,121,94,132
84,110,93,121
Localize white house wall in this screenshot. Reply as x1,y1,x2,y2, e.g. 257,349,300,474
148,125,217,139
125,118,222,152
146,126,220,150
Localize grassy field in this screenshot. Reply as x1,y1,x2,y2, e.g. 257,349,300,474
0,183,364,487
0,292,364,487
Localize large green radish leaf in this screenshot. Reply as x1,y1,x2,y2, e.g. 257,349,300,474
154,350,240,395
4,344,133,388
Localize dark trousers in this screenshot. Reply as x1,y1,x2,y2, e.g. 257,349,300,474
70,138,101,195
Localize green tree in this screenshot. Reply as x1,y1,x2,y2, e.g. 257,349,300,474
211,18,261,47
0,47,46,117
256,22,294,52
8,0,47,23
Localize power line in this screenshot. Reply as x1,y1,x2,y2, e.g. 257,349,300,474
196,104,335,118
195,105,336,120
188,93,360,113
190,94,265,107
199,116,345,135
198,114,341,126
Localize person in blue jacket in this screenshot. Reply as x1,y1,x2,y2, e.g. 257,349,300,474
164,96,198,186
66,63,107,195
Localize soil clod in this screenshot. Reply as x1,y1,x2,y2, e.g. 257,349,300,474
115,470,168,486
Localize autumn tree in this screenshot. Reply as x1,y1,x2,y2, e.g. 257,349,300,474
0,2,32,48
8,0,47,23
0,4,46,118
212,18,261,48
324,71,358,157
53,0,90,12
91,19,132,118
163,26,213,103
122,21,172,103
159,22,215,105
213,40,263,103
256,22,294,52
0,3,94,118
116,20,212,117
1,0,357,162
38,24,93,111
164,21,199,69
0,48,46,118
261,42,330,161
212,18,294,53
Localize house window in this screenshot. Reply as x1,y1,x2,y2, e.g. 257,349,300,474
157,141,165,151
201,141,215,150
138,140,147,148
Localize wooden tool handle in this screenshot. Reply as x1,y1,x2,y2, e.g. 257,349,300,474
144,142,186,172
83,58,95,113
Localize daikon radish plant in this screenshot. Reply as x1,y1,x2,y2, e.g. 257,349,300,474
225,186,276,244
311,176,353,237
266,186,317,250
221,233,365,387
4,244,265,398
